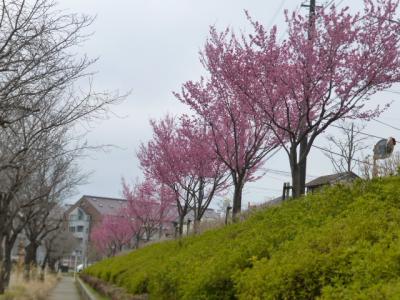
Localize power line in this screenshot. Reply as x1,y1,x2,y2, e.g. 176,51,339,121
386,89,400,95
335,0,345,8
330,124,386,140
260,123,395,180
262,167,318,179
246,186,282,192
260,123,394,180
268,0,288,30
260,144,319,180
330,123,399,144
312,144,372,165
373,119,400,132
279,2,302,43
261,168,290,176
324,0,335,8
323,0,344,9
264,174,288,182
265,147,281,161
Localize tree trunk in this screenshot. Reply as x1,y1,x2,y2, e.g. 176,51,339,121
296,0,315,198
347,123,355,173
0,239,14,294
291,165,302,198
232,177,245,221
299,137,308,196
0,217,6,293
48,257,57,273
158,225,163,239
0,236,5,294
41,252,48,272
134,234,140,249
178,214,185,237
39,252,49,281
0,259,11,294
0,271,5,295
193,219,200,234
290,146,301,198
24,242,38,281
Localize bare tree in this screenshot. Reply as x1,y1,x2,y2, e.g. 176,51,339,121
324,122,369,173
23,206,62,281
0,0,124,293
42,229,78,273
0,0,96,127
358,151,400,179
359,155,374,180
381,151,400,176
22,150,85,281
0,124,86,287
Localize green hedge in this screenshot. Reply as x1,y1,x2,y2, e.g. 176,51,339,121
85,177,400,299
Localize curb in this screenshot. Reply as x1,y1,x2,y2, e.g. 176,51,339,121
76,277,98,300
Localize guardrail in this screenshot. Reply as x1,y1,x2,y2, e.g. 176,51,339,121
76,276,97,300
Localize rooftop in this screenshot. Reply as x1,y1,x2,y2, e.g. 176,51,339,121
82,195,126,216
305,172,359,188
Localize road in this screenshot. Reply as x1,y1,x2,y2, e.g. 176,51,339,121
48,276,81,300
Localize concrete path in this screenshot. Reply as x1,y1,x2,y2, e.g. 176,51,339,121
48,276,81,300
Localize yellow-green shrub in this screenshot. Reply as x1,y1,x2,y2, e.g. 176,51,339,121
85,177,400,299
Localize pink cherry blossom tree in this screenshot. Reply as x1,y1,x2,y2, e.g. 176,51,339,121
176,116,229,232
138,116,193,235
138,115,228,232
179,0,400,198
122,179,177,245
175,76,280,219
91,214,133,257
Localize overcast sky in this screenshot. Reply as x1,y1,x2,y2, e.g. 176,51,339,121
58,0,400,207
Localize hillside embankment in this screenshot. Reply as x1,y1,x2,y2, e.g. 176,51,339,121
84,176,400,299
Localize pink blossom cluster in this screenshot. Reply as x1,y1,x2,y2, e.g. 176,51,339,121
90,180,177,257
177,0,400,199
92,1,400,251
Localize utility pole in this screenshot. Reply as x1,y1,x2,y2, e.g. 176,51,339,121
301,0,316,27
298,0,316,196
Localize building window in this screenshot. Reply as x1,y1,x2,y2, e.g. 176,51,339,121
77,226,84,232
69,226,75,233
78,208,84,221
77,238,83,244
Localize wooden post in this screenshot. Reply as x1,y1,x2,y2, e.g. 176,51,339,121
373,158,378,178
172,221,178,238
186,219,191,236
282,182,292,200
282,182,287,200
225,206,232,225
286,182,291,199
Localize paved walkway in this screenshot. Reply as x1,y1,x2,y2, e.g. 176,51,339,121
48,276,81,300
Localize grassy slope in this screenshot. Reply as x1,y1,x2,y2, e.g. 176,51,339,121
85,177,400,299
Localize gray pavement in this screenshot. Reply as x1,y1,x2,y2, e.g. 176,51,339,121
48,276,81,300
